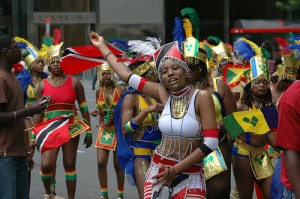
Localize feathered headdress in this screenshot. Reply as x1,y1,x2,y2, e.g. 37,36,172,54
276,34,300,81
13,37,45,70
236,38,270,85
207,36,232,66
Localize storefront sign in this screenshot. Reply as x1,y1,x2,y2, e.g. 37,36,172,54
33,12,96,24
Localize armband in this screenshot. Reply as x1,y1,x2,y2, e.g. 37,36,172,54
128,74,148,92
125,119,140,133
199,144,213,156
79,101,89,112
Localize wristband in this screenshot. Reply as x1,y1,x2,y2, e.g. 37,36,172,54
86,129,92,137
125,119,140,133
30,132,36,139
79,101,89,112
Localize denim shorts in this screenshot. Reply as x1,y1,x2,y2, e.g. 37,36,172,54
282,186,296,199
0,156,29,199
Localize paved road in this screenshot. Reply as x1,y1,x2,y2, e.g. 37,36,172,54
29,79,276,199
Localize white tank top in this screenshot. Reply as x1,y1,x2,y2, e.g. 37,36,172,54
158,90,201,138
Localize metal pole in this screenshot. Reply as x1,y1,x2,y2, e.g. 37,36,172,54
224,0,230,43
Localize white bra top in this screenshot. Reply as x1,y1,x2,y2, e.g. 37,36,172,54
158,90,201,138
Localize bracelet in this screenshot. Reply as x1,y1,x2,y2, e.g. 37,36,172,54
104,51,113,61
13,111,16,121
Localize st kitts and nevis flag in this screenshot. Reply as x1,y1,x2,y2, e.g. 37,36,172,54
33,115,70,153
223,104,278,139
60,43,125,75
222,64,250,89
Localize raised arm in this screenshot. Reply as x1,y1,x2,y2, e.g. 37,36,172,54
89,32,167,104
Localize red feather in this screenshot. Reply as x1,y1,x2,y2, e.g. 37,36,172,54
53,27,62,45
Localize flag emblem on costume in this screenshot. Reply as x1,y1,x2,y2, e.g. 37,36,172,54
223,64,250,89
33,115,70,153
223,104,278,138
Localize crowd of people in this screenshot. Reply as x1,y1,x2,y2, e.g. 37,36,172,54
1,7,300,199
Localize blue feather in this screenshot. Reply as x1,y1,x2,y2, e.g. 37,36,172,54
108,40,129,52
286,44,300,58
16,42,28,50
172,17,186,49
234,39,255,60
289,35,300,42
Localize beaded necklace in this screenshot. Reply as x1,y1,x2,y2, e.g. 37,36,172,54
170,85,191,119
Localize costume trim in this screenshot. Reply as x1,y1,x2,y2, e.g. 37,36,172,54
234,138,274,180
203,147,228,180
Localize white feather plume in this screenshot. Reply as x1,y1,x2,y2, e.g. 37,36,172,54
128,37,161,56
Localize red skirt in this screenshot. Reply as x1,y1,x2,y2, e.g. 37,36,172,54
144,152,206,199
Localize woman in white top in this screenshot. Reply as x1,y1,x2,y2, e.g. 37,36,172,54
90,32,218,199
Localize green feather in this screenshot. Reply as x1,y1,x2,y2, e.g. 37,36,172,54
203,43,212,60
261,47,270,59
181,8,201,40
207,36,221,45
42,36,53,47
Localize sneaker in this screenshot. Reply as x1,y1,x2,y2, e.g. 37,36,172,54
44,194,54,199
230,187,239,199
53,195,65,199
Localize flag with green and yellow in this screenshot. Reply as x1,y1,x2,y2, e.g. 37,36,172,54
223,104,278,138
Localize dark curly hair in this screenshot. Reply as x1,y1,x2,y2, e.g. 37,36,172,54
240,82,272,108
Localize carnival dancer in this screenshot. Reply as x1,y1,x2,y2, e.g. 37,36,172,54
34,42,93,199
114,60,162,199
174,8,237,198
90,31,218,199
90,62,125,199
231,38,275,199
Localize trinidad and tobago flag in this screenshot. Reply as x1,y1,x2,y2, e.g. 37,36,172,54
60,43,125,75
33,115,70,153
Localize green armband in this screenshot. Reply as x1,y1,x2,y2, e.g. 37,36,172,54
79,101,89,112
86,129,92,137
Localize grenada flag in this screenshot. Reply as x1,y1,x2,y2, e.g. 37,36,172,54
223,104,278,138
223,64,250,89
